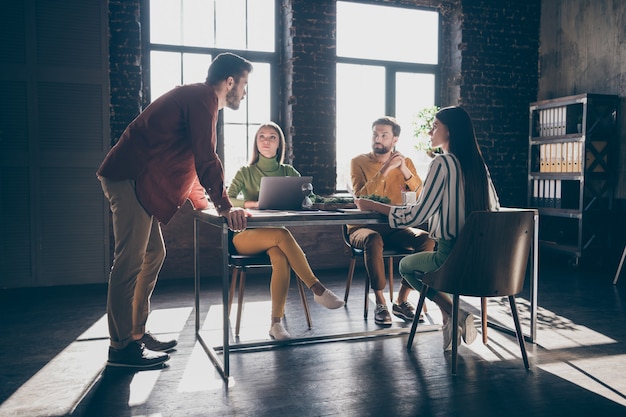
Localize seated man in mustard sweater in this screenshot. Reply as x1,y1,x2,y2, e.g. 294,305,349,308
349,116,435,326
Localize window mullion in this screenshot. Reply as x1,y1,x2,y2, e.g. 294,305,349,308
386,68,396,117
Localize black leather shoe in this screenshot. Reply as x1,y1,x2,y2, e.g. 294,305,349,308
107,341,170,368
139,332,178,352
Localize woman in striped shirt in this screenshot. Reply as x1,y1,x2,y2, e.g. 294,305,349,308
355,106,499,351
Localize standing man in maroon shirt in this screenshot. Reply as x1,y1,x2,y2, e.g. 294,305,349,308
98,52,252,368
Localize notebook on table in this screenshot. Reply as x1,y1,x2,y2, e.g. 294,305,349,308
257,176,313,210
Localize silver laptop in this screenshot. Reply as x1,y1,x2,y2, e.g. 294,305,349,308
257,176,313,210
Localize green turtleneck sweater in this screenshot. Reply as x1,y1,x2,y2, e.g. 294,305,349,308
227,155,300,207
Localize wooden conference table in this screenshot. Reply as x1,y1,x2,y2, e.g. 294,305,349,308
193,208,539,381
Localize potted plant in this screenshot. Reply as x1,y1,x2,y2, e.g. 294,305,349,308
412,105,442,157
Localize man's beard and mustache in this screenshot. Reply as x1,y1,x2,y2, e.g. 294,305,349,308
372,143,391,154
226,87,243,110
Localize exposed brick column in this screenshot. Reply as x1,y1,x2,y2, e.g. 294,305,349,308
108,0,142,146
283,0,337,195
458,0,541,206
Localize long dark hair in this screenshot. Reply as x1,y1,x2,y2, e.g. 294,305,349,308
435,106,490,215
249,122,286,165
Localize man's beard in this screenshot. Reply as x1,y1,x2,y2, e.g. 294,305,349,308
372,144,390,154
226,88,242,110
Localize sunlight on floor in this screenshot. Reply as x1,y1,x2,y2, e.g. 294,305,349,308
460,296,623,408
463,295,617,350
0,307,191,417
178,343,232,392
535,314,617,350
539,355,626,407
128,369,163,407
0,330,109,416
201,299,274,340
204,293,441,342
3,293,624,415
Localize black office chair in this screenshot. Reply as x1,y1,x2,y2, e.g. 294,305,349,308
228,246,312,337
407,210,534,374
341,224,425,319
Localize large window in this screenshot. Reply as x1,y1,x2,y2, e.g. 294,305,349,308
147,0,277,183
336,2,439,188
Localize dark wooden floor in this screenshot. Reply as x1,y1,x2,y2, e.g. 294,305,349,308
1,253,626,417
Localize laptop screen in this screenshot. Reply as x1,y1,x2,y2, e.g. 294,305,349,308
257,176,313,210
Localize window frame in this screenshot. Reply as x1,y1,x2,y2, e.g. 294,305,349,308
335,1,442,190
337,56,441,116
140,0,281,179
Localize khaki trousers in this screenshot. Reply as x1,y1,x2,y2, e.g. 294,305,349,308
348,224,435,291
99,177,166,349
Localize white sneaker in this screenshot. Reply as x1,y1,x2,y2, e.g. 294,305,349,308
460,311,477,345
442,319,461,351
442,319,453,351
314,289,345,309
269,322,291,340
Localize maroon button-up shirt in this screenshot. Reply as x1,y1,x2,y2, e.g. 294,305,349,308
98,82,231,224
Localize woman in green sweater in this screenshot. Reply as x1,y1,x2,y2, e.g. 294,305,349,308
228,122,344,340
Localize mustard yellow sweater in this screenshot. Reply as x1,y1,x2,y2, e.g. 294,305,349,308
350,153,423,206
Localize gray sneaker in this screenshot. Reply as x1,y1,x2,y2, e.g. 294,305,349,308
374,304,392,325
392,301,416,321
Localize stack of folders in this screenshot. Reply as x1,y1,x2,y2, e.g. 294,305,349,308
531,179,562,208
537,107,567,137
538,142,583,173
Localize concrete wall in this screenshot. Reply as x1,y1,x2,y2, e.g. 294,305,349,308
537,0,626,264
538,0,626,199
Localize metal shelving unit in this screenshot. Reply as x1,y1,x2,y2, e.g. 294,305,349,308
527,93,619,265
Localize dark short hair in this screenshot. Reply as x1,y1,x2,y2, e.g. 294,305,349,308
206,52,253,85
372,116,401,137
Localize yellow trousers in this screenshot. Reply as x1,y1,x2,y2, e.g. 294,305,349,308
232,227,320,318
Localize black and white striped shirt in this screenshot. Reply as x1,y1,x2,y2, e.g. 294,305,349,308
389,153,499,240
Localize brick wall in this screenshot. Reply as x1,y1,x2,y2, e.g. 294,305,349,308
107,0,541,277
280,0,540,204
108,0,142,146
458,0,541,206
283,0,337,195
109,0,540,206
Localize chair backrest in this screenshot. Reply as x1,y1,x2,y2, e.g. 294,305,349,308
421,209,535,297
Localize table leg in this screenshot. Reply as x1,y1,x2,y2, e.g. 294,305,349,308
530,212,539,343
194,217,230,381
221,224,230,378
194,218,200,333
